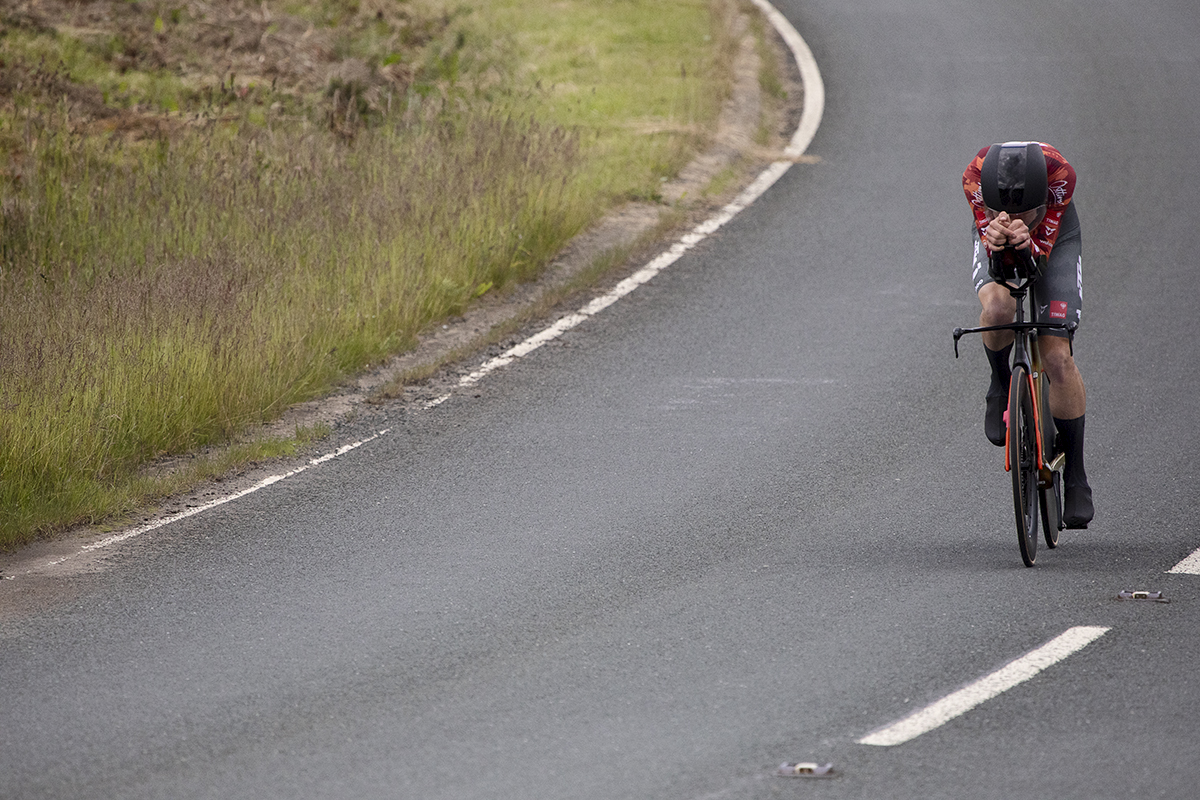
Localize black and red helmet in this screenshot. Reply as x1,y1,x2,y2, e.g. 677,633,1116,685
980,142,1048,213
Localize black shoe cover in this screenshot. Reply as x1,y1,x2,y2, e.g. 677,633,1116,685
983,345,1013,447
985,392,1007,447
1063,483,1094,529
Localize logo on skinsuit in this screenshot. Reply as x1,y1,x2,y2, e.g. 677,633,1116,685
1049,301,1068,320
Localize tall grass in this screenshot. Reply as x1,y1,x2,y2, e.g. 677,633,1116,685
0,111,588,542
0,0,738,547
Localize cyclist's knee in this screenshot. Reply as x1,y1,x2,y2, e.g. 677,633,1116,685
979,285,1015,326
1041,339,1080,384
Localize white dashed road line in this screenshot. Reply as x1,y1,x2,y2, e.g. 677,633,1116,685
1167,547,1200,575
857,626,1111,747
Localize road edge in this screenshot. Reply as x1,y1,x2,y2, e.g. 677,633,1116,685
0,0,824,584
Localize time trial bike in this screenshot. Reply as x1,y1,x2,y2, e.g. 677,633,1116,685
953,248,1076,566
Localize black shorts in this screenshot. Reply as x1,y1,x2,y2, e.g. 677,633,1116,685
971,203,1082,338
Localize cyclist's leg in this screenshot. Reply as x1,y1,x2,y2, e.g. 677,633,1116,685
973,237,1016,446
973,236,1018,342
1033,204,1092,527
1042,335,1091,526
1041,337,1085,419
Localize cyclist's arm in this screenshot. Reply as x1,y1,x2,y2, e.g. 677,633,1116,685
963,150,998,250
1028,144,1076,257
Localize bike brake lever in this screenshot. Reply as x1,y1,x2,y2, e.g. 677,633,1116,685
952,328,964,359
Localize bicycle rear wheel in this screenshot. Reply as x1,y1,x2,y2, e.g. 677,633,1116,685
1037,372,1062,549
1040,470,1062,548
1009,367,1039,566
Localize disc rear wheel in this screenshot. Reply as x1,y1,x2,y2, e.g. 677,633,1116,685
1037,372,1061,548
1009,367,1039,566
1041,470,1062,548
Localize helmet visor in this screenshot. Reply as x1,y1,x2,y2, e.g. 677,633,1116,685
985,205,1046,228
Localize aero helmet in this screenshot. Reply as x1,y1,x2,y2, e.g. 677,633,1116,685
980,142,1048,213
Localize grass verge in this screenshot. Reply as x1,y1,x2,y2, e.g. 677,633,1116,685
0,0,740,549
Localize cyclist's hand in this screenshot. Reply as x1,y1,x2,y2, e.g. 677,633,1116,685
1005,217,1033,250
985,211,1033,251
985,212,1010,250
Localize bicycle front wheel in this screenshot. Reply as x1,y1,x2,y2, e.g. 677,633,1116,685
1009,367,1039,566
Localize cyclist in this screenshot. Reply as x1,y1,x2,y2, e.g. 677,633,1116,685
963,141,1093,529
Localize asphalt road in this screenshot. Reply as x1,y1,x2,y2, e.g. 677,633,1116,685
4,0,1200,798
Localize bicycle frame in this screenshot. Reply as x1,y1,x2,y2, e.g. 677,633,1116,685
953,247,1076,564
952,251,1076,474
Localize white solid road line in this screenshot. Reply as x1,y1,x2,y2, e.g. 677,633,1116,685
420,0,825,407
6,430,390,579
748,0,824,159
858,626,1111,747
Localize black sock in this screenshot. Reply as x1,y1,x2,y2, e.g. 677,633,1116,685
1054,414,1089,488
985,343,1013,396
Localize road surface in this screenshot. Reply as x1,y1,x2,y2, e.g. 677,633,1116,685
3,0,1199,797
